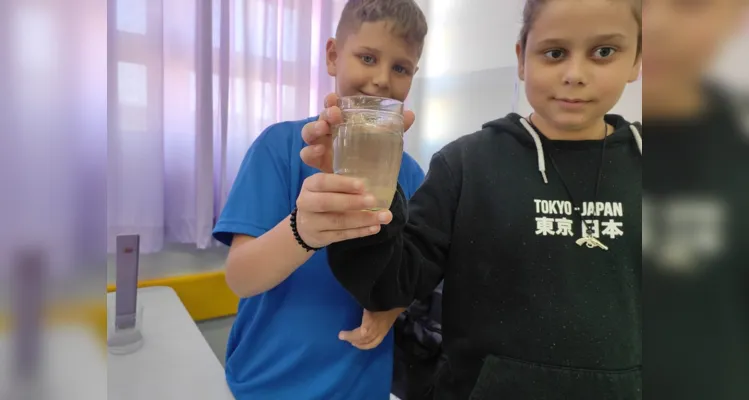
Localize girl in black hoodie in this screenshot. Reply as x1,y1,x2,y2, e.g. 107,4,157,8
293,0,642,398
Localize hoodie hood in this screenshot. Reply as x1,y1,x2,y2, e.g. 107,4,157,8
482,113,642,184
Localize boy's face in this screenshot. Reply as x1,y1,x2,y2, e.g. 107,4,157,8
326,21,420,102
517,0,641,131
643,0,745,98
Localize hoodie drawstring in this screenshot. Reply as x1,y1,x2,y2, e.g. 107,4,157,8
518,118,548,184
629,124,642,154
519,118,642,184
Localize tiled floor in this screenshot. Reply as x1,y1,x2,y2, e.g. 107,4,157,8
197,316,235,366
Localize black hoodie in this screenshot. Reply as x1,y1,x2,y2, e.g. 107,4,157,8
327,113,642,399
644,85,749,399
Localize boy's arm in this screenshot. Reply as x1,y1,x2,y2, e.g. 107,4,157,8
224,219,314,298
214,128,312,298
327,152,459,311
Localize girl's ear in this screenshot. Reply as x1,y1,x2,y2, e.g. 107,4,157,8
516,42,526,81
629,55,642,83
325,38,338,77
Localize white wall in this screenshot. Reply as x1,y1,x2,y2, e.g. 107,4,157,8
710,24,749,90
420,0,524,77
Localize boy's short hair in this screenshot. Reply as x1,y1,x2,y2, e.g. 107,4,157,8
335,0,428,57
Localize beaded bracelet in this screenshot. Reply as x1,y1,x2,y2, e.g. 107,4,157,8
290,207,322,252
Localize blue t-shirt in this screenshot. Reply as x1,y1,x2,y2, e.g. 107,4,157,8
213,116,425,400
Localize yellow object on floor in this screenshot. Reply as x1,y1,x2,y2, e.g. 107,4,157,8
107,271,239,322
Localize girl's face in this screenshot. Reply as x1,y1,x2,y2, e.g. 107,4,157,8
643,0,745,100
517,0,641,131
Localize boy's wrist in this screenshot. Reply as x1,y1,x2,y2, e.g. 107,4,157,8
290,207,323,252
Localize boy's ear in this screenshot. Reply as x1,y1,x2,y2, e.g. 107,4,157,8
628,55,642,83
326,38,338,77
515,42,525,81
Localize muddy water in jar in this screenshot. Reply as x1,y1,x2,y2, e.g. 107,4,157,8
333,109,404,211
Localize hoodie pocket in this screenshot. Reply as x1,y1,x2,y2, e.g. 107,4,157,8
469,355,641,400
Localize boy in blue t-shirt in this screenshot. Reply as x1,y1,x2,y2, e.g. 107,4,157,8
212,1,428,399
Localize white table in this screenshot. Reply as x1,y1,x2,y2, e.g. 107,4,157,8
0,325,107,400
107,286,234,400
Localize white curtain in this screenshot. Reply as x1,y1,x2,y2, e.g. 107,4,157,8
108,0,344,253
